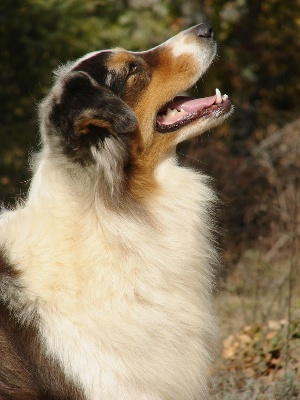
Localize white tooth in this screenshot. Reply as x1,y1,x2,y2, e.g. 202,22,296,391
222,94,228,101
166,108,173,116
215,88,222,104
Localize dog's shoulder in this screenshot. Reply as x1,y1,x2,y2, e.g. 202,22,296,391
0,252,38,399
0,251,86,399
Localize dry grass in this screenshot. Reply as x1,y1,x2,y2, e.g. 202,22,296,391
210,254,300,399
209,119,300,399
211,370,300,400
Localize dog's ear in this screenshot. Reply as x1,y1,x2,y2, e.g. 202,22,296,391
49,71,137,141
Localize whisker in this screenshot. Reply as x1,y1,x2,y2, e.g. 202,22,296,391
177,151,207,166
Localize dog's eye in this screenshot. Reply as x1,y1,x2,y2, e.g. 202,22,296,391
128,62,141,76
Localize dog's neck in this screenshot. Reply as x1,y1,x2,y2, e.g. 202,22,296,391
26,147,176,218
3,147,216,275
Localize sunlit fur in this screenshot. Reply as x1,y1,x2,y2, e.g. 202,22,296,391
0,25,233,399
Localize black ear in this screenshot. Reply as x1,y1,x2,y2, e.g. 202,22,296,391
47,71,137,160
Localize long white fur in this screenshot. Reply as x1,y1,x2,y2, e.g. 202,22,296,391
0,149,217,399
0,30,220,400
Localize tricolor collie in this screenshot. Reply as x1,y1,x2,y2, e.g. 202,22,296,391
0,23,233,399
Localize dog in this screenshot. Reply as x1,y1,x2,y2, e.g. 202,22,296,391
0,23,233,399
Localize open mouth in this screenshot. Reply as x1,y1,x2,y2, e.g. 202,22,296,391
156,88,232,133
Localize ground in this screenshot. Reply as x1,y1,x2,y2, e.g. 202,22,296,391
207,118,300,399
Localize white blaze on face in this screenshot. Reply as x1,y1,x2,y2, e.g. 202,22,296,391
166,32,217,76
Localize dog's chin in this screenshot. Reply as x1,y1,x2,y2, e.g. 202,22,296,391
174,104,234,145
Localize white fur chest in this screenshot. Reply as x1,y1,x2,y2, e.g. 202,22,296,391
1,160,216,400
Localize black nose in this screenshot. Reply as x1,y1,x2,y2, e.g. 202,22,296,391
197,23,214,39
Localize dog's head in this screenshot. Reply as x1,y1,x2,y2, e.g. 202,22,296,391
39,23,233,206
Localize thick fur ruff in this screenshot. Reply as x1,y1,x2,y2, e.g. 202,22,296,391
0,23,233,399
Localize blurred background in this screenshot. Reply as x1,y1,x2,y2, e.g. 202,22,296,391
1,0,300,397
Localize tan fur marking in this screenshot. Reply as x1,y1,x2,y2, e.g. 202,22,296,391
131,51,199,145
124,47,202,202
107,51,134,72
75,119,113,136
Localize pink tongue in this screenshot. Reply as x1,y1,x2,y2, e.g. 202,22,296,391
166,95,217,112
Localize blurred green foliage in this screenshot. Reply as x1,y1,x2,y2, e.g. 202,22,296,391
1,0,299,203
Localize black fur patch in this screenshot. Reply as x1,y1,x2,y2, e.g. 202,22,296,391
73,52,127,97
72,52,111,88
47,71,137,165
